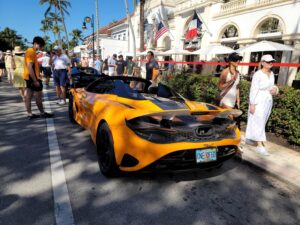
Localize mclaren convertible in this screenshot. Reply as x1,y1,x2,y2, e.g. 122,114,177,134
69,74,242,176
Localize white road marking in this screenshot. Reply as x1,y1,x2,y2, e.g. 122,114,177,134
44,89,74,225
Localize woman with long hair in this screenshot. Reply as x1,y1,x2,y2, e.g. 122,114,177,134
245,54,279,156
218,52,243,109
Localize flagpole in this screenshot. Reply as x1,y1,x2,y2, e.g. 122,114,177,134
195,10,212,37
159,0,174,41
124,0,136,59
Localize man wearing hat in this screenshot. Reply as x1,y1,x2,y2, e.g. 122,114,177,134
24,36,53,119
50,45,71,105
5,50,14,84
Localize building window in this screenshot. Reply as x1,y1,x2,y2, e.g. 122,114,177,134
222,25,238,38
259,18,282,34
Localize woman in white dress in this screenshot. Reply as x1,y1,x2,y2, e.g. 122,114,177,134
218,53,243,109
245,55,279,156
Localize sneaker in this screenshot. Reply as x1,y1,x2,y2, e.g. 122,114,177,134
256,146,270,156
56,99,61,104
27,114,40,120
41,112,54,118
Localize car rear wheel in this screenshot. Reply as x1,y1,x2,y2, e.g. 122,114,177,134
97,122,120,177
68,94,77,124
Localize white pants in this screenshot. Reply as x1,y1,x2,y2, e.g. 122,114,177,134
6,68,14,82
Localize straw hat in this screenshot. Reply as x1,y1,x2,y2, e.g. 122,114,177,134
14,46,24,54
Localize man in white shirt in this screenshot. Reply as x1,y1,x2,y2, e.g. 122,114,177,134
38,51,51,86
50,46,71,105
108,54,117,76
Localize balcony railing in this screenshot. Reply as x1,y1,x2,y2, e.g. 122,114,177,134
217,0,287,17
176,0,206,14
220,0,247,14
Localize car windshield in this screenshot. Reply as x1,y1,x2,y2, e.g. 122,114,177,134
114,80,146,100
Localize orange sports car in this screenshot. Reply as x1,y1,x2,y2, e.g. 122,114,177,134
69,75,242,176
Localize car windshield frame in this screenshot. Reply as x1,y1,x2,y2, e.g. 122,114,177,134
85,76,184,101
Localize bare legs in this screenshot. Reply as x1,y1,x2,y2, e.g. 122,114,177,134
19,87,25,101
56,85,66,104
25,88,44,116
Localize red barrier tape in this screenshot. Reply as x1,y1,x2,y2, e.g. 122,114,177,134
135,60,300,67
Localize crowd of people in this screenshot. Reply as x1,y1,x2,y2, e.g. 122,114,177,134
0,36,279,156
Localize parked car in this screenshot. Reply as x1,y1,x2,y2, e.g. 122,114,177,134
66,67,102,97
69,75,242,176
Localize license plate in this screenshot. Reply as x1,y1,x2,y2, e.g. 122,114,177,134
196,148,217,163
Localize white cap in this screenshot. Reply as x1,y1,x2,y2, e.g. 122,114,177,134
261,54,275,62
53,45,62,51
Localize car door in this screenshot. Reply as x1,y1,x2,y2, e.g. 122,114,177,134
80,80,116,129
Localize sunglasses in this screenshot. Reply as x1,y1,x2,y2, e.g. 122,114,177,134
264,61,274,64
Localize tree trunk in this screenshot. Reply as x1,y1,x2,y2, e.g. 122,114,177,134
58,0,69,50
54,7,63,47
139,0,145,52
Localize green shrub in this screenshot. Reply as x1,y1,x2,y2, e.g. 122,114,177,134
162,73,300,145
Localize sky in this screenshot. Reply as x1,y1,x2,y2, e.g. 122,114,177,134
0,0,134,44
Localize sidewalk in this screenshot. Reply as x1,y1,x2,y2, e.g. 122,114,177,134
240,131,300,189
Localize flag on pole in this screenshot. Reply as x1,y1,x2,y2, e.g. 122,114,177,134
185,11,202,40
155,22,167,41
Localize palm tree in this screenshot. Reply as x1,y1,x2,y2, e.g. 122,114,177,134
51,24,63,43
139,0,145,52
69,29,83,48
39,0,71,48
40,18,52,37
47,12,63,46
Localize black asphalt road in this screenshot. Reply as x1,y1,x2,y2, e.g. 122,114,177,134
1,78,299,225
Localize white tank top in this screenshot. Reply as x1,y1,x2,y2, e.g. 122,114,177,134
220,70,240,108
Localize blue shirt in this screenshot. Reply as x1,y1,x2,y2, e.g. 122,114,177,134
94,60,102,71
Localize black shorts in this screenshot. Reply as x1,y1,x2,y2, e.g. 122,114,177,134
0,62,5,69
43,67,52,77
26,78,43,92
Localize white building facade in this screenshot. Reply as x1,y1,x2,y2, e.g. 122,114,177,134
129,0,300,85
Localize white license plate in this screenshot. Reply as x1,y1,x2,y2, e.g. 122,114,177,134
196,148,217,163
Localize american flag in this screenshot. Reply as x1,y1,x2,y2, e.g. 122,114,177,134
155,22,167,41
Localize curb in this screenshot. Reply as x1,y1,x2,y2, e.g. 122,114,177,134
234,151,300,190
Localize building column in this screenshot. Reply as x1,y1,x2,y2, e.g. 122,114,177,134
286,40,300,86
278,40,293,85
238,44,251,75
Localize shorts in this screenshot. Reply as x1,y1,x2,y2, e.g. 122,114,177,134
43,67,52,77
26,78,43,92
53,69,68,87
39,64,43,73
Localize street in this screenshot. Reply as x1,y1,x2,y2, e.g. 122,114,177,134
1,80,300,225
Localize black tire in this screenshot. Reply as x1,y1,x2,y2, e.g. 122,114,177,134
96,122,120,177
68,94,77,124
